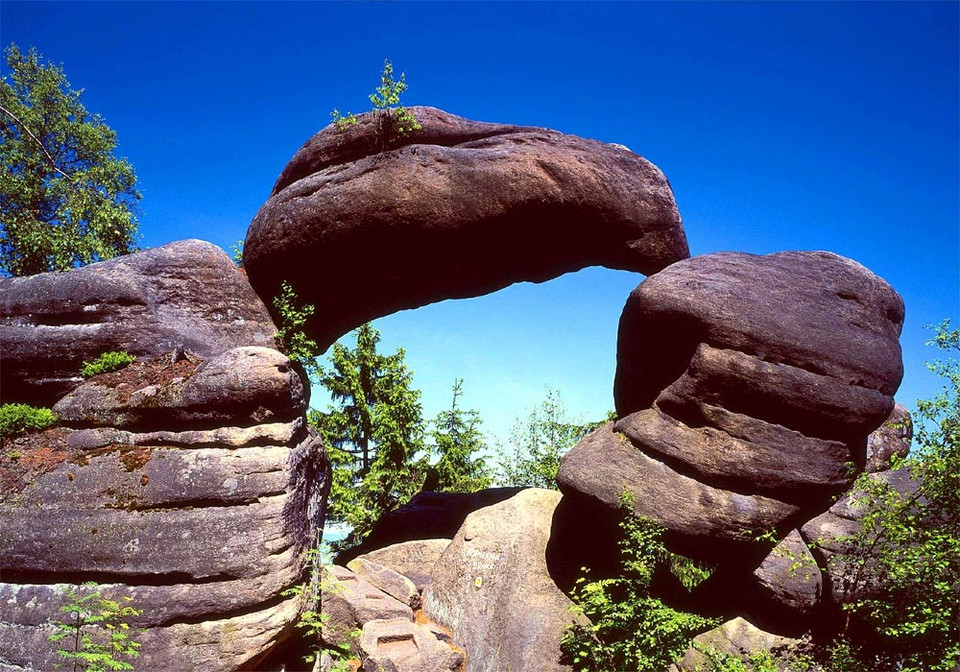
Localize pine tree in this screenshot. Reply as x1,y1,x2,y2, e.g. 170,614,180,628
310,323,425,548
423,379,492,493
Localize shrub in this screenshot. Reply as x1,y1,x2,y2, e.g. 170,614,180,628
80,351,135,378
0,403,56,438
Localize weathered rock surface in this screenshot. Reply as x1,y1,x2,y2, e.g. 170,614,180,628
556,423,802,558
866,403,912,472
669,617,801,672
0,348,327,672
423,488,582,672
800,467,918,605
320,565,413,649
347,558,421,609
0,240,277,406
244,106,689,351
53,347,306,431
353,539,451,592
359,618,463,672
751,529,822,615
338,488,522,564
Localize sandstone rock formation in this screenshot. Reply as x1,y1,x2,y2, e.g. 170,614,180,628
352,539,451,592
750,529,823,616
346,558,421,609
559,251,905,560
865,403,912,472
244,106,689,351
423,488,581,672
0,240,277,406
669,617,801,672
358,618,463,672
0,348,326,672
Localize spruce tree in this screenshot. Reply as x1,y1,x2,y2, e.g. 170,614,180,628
423,379,492,493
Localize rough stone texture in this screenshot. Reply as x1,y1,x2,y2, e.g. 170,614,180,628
359,618,463,672
669,617,801,672
0,239,277,406
244,106,689,352
338,488,522,564
556,423,802,559
751,530,822,615
353,539,451,592
0,348,327,672
320,565,413,649
800,467,918,605
423,489,582,672
866,403,913,472
53,347,306,431
347,558,421,609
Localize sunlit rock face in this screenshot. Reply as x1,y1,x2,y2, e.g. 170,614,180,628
0,348,328,672
558,251,905,560
244,106,689,352
0,239,278,407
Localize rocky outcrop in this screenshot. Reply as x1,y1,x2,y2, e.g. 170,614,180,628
358,618,463,672
423,488,581,672
559,251,905,561
0,240,277,406
244,106,689,351
0,347,327,672
866,403,912,472
669,617,801,672
338,487,522,564
800,467,918,606
319,565,413,648
352,539,451,592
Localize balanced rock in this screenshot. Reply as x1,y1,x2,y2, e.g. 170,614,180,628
0,348,327,672
0,240,277,406
423,488,583,672
244,106,689,351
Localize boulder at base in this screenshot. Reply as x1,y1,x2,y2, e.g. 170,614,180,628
669,617,801,672
422,488,582,672
244,106,689,351
0,240,277,406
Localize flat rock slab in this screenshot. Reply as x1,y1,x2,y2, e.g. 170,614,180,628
359,617,463,672
423,488,580,672
353,539,451,592
557,423,801,559
347,558,420,609
0,239,277,406
320,565,414,649
244,106,689,351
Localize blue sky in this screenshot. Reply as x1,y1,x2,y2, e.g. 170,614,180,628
3,1,957,445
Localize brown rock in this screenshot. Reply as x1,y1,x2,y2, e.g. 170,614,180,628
359,618,463,672
353,539,451,592
244,106,689,352
670,617,801,672
866,403,912,472
751,529,822,615
0,239,277,406
347,558,421,609
320,565,413,649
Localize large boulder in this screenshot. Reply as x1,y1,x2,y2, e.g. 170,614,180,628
669,617,801,672
0,240,277,406
422,489,582,672
244,106,689,351
0,347,327,672
352,539,451,592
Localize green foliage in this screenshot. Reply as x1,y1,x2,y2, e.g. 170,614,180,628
821,319,960,671
0,44,140,276
330,59,421,141
310,323,426,549
281,549,358,670
561,494,719,671
694,648,783,672
48,582,141,672
229,240,243,266
273,280,320,375
0,402,57,437
495,389,605,489
422,378,493,493
80,351,135,378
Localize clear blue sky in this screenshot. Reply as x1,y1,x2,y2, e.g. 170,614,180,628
3,1,957,445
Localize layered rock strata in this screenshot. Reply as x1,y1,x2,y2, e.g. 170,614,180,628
0,240,277,406
244,106,690,351
0,348,326,672
559,251,905,559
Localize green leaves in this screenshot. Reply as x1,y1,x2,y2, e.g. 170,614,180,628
273,280,320,375
1,44,140,276
423,379,493,493
0,402,57,437
80,351,136,378
48,582,141,672
328,59,421,141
